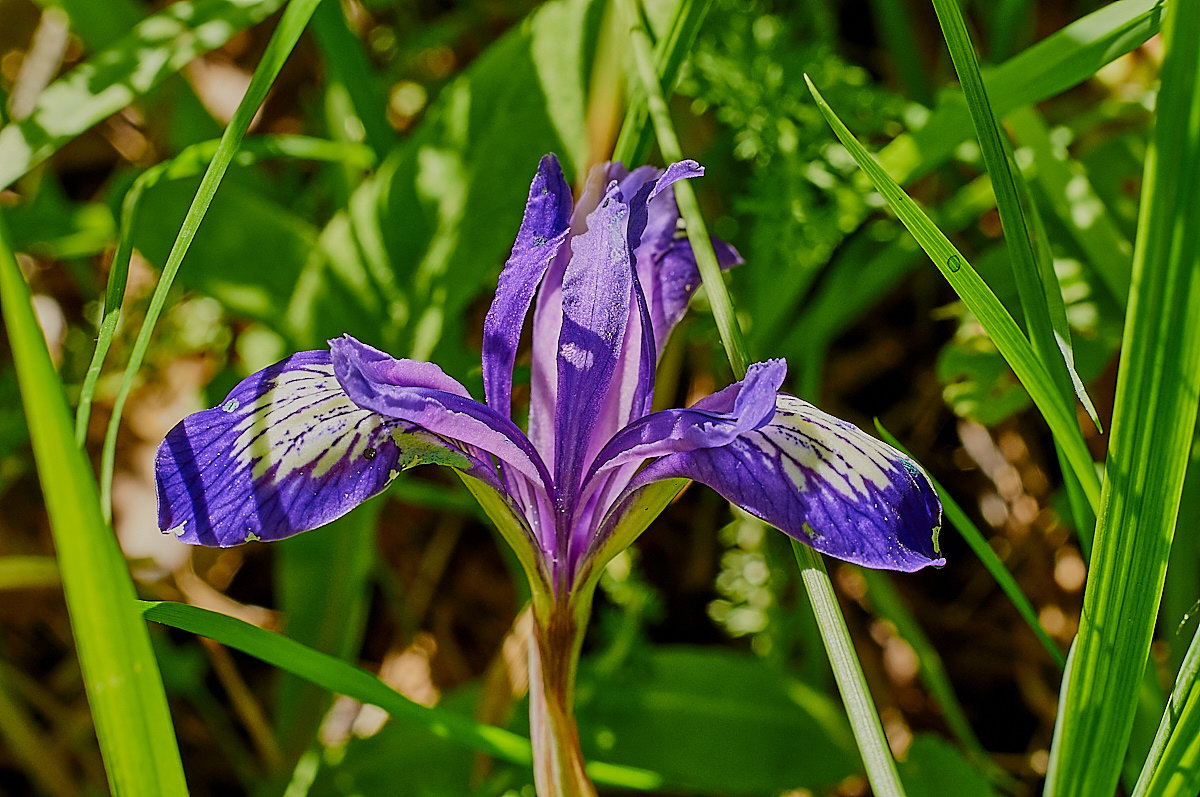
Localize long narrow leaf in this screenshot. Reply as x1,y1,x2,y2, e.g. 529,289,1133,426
806,77,1101,511
0,0,286,190
930,0,1099,431
74,135,374,444
879,0,1164,183
792,543,907,796
1045,1,1200,793
139,600,663,790
0,216,188,795
98,0,326,519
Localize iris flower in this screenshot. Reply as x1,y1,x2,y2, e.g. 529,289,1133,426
156,154,942,795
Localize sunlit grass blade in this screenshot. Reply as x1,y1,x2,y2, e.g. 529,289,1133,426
74,135,374,445
139,600,664,790
930,0,1098,433
97,0,326,520
877,424,1065,668
0,216,188,795
1132,624,1200,797
1044,1,1200,794
611,0,711,167
0,0,286,190
879,0,1163,183
806,76,1100,511
792,543,906,796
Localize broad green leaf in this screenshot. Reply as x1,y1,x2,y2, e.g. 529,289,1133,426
1046,1,1200,793
805,77,1101,511
0,0,286,191
0,217,188,795
575,646,858,794
138,600,664,790
900,735,1001,797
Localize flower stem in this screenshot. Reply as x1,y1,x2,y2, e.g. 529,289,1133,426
615,0,750,379
529,598,598,797
791,540,906,796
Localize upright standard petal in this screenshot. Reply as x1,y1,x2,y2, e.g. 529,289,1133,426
331,335,555,493
552,180,633,499
633,395,944,572
483,154,573,419
155,352,468,546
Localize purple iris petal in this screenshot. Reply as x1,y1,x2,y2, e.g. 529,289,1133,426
483,154,573,420
552,180,634,499
586,359,787,478
331,335,555,493
632,395,944,572
155,351,456,546
528,165,613,466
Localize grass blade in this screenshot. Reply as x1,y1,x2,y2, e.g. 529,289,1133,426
1044,1,1200,793
1132,624,1200,797
0,0,286,191
930,0,1098,430
74,135,374,444
792,542,907,796
98,0,326,519
611,0,711,167
805,76,1100,511
139,600,664,790
616,0,748,378
0,216,188,795
879,0,1164,183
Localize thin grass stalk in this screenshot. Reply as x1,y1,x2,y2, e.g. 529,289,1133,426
793,542,906,796
619,3,912,790
615,0,748,379
1132,623,1200,797
1044,0,1200,793
97,0,325,519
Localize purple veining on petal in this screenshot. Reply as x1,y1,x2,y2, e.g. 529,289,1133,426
631,394,944,572
585,359,786,481
154,351,476,547
528,164,613,467
483,154,573,420
331,335,555,494
585,161,714,471
552,180,633,502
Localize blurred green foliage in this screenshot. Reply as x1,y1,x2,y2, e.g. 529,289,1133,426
0,0,1181,793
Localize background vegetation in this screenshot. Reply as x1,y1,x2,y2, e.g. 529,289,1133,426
0,0,1194,794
